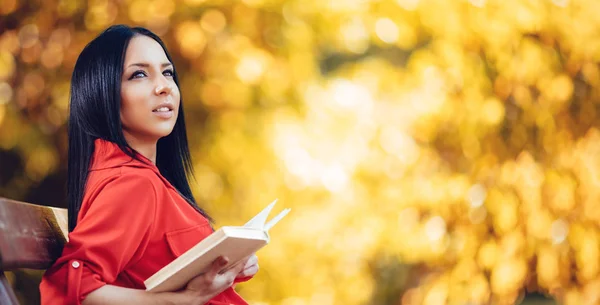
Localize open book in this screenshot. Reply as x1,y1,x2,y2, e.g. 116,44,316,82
144,199,290,292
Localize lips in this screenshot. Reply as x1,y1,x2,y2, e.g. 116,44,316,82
152,103,174,112
152,103,175,119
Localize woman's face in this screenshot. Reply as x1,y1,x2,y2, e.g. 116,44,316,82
120,35,180,144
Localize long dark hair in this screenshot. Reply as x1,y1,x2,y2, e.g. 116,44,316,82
67,25,210,231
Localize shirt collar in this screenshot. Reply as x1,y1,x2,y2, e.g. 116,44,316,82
89,138,159,174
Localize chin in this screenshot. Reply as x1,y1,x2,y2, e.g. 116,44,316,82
154,123,177,137
155,129,175,139
140,128,173,142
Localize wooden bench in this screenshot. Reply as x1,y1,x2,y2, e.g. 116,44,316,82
0,197,68,304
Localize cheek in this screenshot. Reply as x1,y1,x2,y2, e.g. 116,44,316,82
120,92,130,119
120,99,129,124
173,87,181,112
173,87,181,103
120,88,143,125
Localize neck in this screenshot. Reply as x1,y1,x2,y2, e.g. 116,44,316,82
123,132,158,164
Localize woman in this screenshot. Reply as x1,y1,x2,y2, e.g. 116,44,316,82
40,25,258,305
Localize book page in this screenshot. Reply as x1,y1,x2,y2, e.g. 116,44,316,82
265,208,291,232
243,199,278,229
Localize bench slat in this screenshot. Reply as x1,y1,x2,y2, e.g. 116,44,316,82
0,198,68,270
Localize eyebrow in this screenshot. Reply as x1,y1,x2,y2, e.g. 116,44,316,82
126,62,173,69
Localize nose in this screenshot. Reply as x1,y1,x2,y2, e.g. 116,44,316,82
154,77,173,96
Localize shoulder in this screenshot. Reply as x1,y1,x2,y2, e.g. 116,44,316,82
118,166,164,187
88,166,163,192
83,167,166,209
76,168,162,225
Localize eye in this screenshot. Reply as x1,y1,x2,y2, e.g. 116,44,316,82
163,69,174,77
129,70,147,80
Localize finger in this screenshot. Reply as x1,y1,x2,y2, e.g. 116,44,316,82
218,254,254,276
244,260,258,271
227,256,251,272
242,260,258,272
240,262,259,277
242,255,258,271
228,258,249,275
246,254,258,266
208,256,229,278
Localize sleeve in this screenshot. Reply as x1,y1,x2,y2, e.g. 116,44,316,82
40,173,157,305
233,275,253,284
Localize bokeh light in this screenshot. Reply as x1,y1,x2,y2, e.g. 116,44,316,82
4,1,600,305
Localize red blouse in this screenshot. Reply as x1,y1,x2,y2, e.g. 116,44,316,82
40,138,251,305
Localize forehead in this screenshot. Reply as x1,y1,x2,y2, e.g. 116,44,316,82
123,35,170,65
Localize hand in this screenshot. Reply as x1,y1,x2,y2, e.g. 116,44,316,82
182,256,250,305
236,254,259,279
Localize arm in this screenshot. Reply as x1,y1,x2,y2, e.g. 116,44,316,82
41,173,249,305
82,285,199,305
83,256,248,305
41,174,161,304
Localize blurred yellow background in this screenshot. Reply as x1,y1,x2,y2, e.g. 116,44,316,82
2,0,600,304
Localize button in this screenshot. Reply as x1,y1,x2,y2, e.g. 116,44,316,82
72,261,80,269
